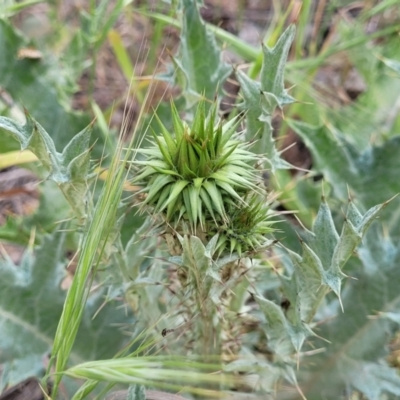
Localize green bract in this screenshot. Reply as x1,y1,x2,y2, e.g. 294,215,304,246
133,101,274,255
207,194,275,257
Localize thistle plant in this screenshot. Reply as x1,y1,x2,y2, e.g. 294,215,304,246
133,101,274,256
132,101,276,359
2,0,400,398
128,14,393,392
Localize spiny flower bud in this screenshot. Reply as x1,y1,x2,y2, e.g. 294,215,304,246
132,100,275,256
207,194,276,257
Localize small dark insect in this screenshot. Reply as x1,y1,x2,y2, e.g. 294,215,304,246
161,319,192,338
280,298,291,312
161,328,175,337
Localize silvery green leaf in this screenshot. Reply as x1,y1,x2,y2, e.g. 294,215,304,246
285,243,327,324
288,119,400,219
205,233,219,258
0,19,101,155
0,229,130,389
215,253,241,268
259,25,296,105
381,311,400,325
237,71,289,171
237,26,296,170
181,235,210,276
271,197,388,374
160,0,231,108
225,357,282,393
254,295,295,359
309,198,339,270
0,113,92,219
351,363,400,400
169,255,184,266
295,225,400,399
126,384,146,400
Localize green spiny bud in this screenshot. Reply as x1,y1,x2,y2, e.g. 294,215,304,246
133,101,264,234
